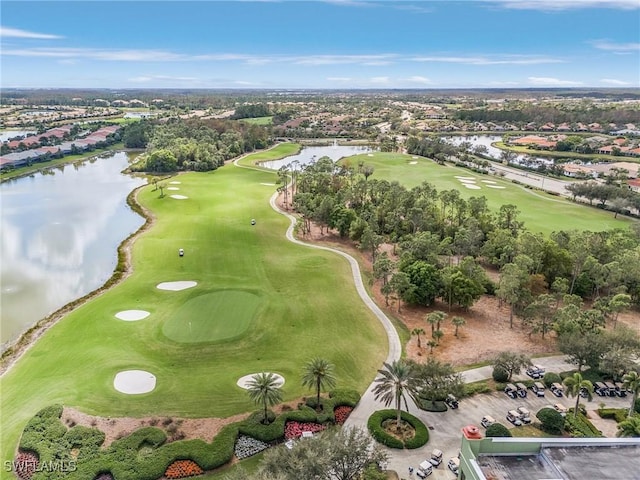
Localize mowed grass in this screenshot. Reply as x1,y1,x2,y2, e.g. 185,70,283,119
345,152,635,235
237,143,301,168
238,116,273,125
0,153,387,470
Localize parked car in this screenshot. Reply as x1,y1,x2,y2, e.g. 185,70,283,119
614,383,627,397
445,394,459,409
418,461,433,477
504,384,518,399
593,382,609,396
517,406,531,424
531,382,546,397
526,364,545,379
447,458,460,476
430,449,443,467
554,403,568,416
579,386,591,398
604,381,618,396
481,415,496,428
507,410,523,426
550,383,564,397
515,382,528,398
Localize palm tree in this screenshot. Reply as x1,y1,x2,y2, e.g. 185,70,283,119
452,317,466,338
372,360,420,428
247,372,283,424
433,329,444,346
622,371,640,418
563,372,593,421
427,340,437,354
426,311,445,338
616,416,640,437
301,358,337,408
411,328,425,348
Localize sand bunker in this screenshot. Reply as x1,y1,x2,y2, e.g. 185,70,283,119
454,176,476,180
412,156,418,159
169,181,181,184
167,187,180,191
458,179,477,184
157,281,198,291
114,370,156,394
409,161,418,165
260,183,276,186
237,373,286,389
463,184,482,190
170,195,188,200
367,153,374,157
115,310,150,321
487,185,506,189
481,180,497,184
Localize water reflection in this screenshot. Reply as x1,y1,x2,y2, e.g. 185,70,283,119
261,144,374,170
0,152,146,348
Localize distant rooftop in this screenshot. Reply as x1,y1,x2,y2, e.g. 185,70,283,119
477,443,640,480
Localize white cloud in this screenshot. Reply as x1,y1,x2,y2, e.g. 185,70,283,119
489,0,639,10
590,40,640,52
370,76,390,84
528,76,583,86
0,26,62,39
405,75,431,84
410,55,562,65
294,54,397,66
600,78,631,85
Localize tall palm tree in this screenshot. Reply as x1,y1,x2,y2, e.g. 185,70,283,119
433,329,444,346
616,416,640,437
411,328,426,348
301,358,337,407
247,372,283,424
426,311,445,338
452,316,466,338
563,372,593,420
372,360,420,428
622,371,640,418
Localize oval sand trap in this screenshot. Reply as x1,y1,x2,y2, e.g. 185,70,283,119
481,180,497,184
260,183,275,186
367,153,374,157
169,181,181,184
167,187,180,190
237,373,285,389
114,370,156,394
409,161,418,165
458,179,477,184
170,195,188,200
157,281,197,291
463,184,482,190
487,185,506,189
454,176,475,180
115,310,150,321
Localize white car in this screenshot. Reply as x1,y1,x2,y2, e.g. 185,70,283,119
447,457,460,475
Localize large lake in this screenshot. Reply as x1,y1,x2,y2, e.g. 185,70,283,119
260,144,374,170
0,152,146,349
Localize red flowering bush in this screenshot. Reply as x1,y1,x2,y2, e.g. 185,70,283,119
13,451,39,480
334,406,353,425
284,421,326,440
164,459,204,479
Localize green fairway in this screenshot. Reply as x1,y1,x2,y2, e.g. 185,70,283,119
237,142,301,168
162,290,263,343
238,116,273,125
0,146,387,473
345,152,635,235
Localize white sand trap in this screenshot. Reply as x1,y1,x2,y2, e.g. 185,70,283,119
114,370,156,394
157,281,197,291
260,183,275,186
169,181,181,184
412,156,418,159
464,184,482,190
167,187,180,190
115,310,150,321
367,153,374,157
458,179,477,184
170,195,188,200
454,176,476,180
487,185,506,189
409,161,418,165
481,180,497,184
237,373,286,389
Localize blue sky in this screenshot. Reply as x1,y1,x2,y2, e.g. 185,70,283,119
1,0,639,89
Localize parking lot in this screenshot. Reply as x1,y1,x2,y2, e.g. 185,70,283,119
382,380,632,479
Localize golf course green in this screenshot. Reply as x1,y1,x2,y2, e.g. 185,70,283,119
0,144,387,473
345,152,635,235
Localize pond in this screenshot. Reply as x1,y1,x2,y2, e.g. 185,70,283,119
442,135,553,167
0,152,146,349
260,144,374,170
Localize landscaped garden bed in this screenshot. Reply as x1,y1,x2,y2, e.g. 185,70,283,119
284,421,326,440
334,406,353,425
164,460,203,479
234,435,270,460
367,410,429,449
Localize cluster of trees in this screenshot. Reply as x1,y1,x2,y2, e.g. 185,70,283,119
232,104,271,119
130,118,271,173
290,157,640,327
566,179,640,217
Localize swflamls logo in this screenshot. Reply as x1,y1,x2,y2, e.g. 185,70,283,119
4,459,77,472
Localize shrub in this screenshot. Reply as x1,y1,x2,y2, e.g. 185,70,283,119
635,398,640,415
485,423,512,438
367,410,428,449
565,412,603,438
417,400,448,412
536,408,564,434
492,366,509,382
598,408,628,423
463,381,492,397
543,372,562,388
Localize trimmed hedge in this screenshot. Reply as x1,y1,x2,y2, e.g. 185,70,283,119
463,380,492,397
598,408,628,423
367,410,429,449
417,400,447,412
485,423,512,438
18,389,362,480
492,366,509,383
565,412,603,438
543,372,562,388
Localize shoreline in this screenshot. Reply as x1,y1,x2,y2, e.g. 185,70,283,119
0,180,156,376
